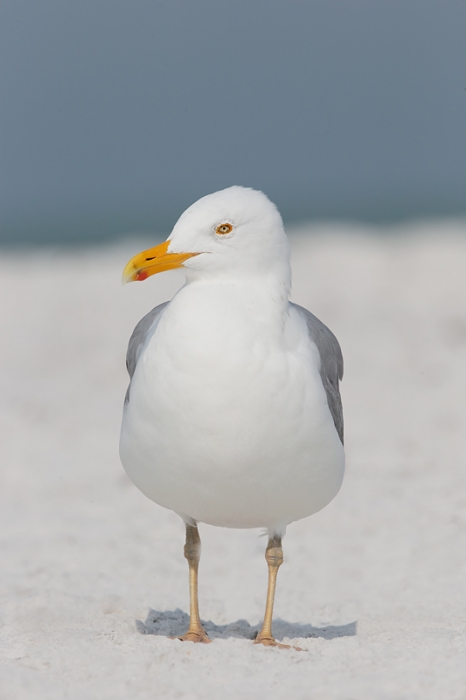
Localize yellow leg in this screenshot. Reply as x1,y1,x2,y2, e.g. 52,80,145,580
254,536,291,649
178,523,211,644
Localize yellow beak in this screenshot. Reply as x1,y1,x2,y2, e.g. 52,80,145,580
122,240,200,284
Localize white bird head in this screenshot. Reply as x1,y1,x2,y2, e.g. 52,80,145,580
122,186,290,286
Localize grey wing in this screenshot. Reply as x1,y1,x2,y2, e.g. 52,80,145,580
124,301,169,405
291,302,344,444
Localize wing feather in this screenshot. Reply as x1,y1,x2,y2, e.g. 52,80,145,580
124,301,169,404
291,302,344,444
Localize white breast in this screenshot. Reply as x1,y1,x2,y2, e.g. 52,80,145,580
120,282,344,530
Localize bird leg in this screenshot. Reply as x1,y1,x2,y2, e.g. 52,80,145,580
178,523,211,644
254,535,290,649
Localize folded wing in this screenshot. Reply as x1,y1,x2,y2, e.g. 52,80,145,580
291,303,344,444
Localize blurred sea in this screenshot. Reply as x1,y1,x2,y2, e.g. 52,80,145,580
2,206,466,248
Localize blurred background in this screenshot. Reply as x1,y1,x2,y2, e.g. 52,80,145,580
1,0,465,245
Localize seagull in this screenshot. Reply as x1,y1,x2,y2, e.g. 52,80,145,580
120,186,344,648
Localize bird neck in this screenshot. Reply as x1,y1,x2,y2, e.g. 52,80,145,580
170,272,291,341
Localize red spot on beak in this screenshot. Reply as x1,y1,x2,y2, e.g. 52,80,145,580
135,270,148,281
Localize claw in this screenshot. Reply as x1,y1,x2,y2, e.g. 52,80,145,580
177,630,211,644
254,633,303,651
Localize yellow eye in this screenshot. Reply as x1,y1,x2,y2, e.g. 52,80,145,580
215,223,233,235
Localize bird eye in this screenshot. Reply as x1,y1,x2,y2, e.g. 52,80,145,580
215,223,233,235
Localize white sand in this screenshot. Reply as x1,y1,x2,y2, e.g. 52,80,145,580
1,224,466,699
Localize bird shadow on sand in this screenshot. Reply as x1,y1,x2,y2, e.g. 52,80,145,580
136,608,357,641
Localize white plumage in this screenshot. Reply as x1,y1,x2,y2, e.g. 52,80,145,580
119,186,345,646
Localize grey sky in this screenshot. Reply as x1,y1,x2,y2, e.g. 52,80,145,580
1,0,465,243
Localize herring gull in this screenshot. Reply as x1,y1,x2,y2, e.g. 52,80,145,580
120,186,344,648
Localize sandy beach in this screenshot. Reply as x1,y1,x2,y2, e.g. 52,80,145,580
1,223,466,699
